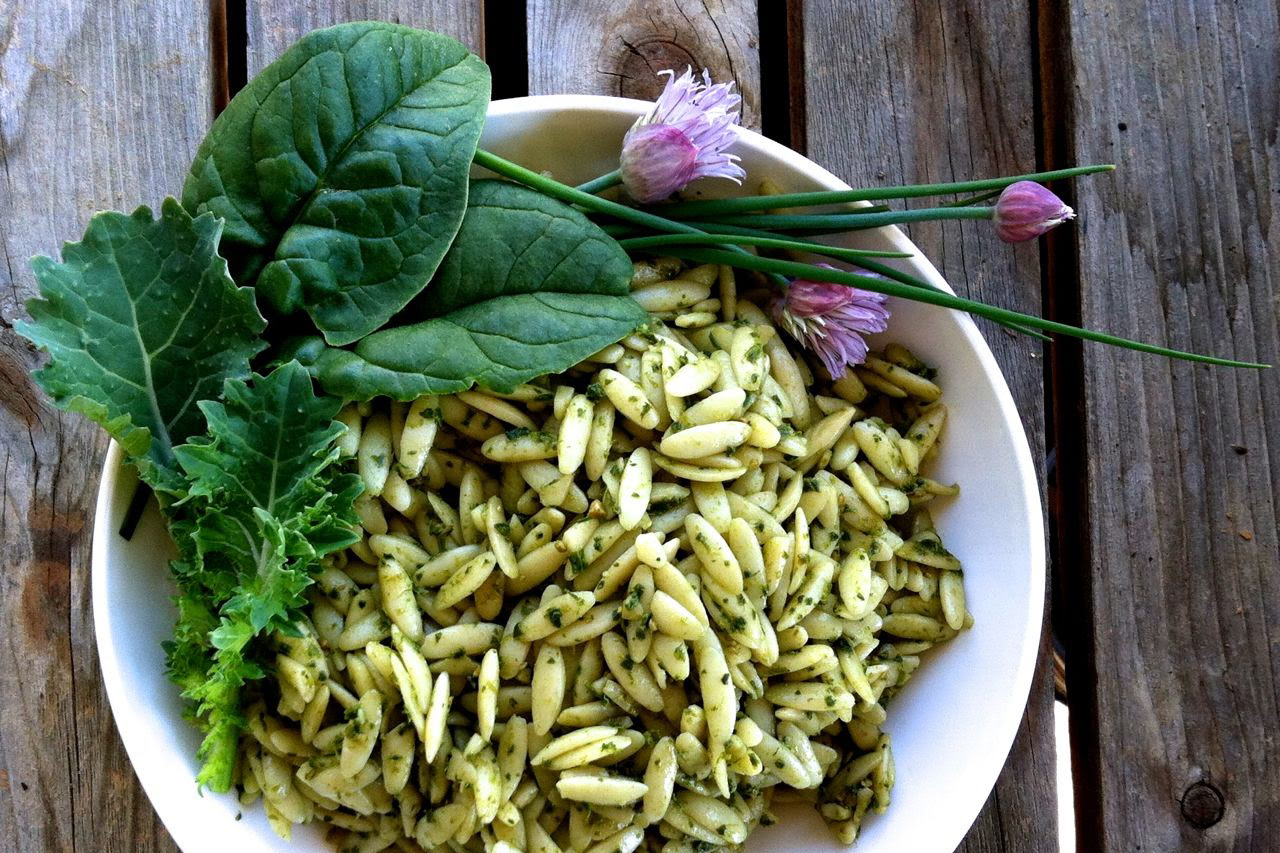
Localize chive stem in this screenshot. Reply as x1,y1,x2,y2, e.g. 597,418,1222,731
619,228,1045,340
651,164,1115,217
656,247,1267,369
618,233,912,259
575,169,623,195
686,207,996,234
476,149,1261,367
119,482,153,539
942,188,1004,208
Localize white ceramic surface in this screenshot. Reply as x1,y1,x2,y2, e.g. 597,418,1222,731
93,96,1045,853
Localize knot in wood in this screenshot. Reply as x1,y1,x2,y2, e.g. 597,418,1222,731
613,39,705,101
1180,780,1225,828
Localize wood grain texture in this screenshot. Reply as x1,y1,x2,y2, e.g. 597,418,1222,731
1065,1,1280,849
799,2,1058,850
245,0,485,75
527,0,761,129
0,2,211,851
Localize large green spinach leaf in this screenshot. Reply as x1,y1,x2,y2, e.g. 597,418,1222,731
16,200,265,486
287,180,647,399
181,22,490,346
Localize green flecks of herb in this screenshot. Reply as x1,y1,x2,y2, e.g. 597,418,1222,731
505,426,531,440
568,552,588,575
547,607,564,628
916,535,952,556
586,382,605,401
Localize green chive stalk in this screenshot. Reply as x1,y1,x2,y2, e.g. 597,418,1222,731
678,207,997,235
575,169,623,195
620,231,1048,342
651,164,1115,218
659,247,1268,368
474,149,1264,369
618,233,912,260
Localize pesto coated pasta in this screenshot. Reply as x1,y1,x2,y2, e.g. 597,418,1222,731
236,259,971,853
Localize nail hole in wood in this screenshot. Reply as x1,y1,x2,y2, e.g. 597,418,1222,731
1180,780,1225,829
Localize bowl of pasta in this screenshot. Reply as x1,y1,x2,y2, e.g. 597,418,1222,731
92,95,1045,853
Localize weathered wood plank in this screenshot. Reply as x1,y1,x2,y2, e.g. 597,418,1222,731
1065,1,1280,849
245,0,485,75
800,2,1058,851
527,0,762,130
0,2,212,851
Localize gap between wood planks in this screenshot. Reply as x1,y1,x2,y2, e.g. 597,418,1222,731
210,0,246,112
201,0,1091,842
1032,0,1100,846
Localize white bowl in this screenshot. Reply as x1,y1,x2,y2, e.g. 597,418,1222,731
93,95,1045,853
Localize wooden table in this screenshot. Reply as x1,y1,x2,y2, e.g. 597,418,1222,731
1,1,1275,850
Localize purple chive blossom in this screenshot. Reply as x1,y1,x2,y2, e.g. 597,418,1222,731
993,180,1075,243
772,267,891,378
619,67,746,203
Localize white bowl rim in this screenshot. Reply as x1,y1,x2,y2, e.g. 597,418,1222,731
92,93,1046,853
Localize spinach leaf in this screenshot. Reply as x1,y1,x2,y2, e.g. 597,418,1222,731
406,180,640,315
16,200,265,486
286,180,647,399
293,291,648,399
166,360,362,792
181,22,490,346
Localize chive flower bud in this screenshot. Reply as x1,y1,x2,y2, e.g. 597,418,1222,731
993,180,1075,243
620,67,746,204
772,268,890,378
